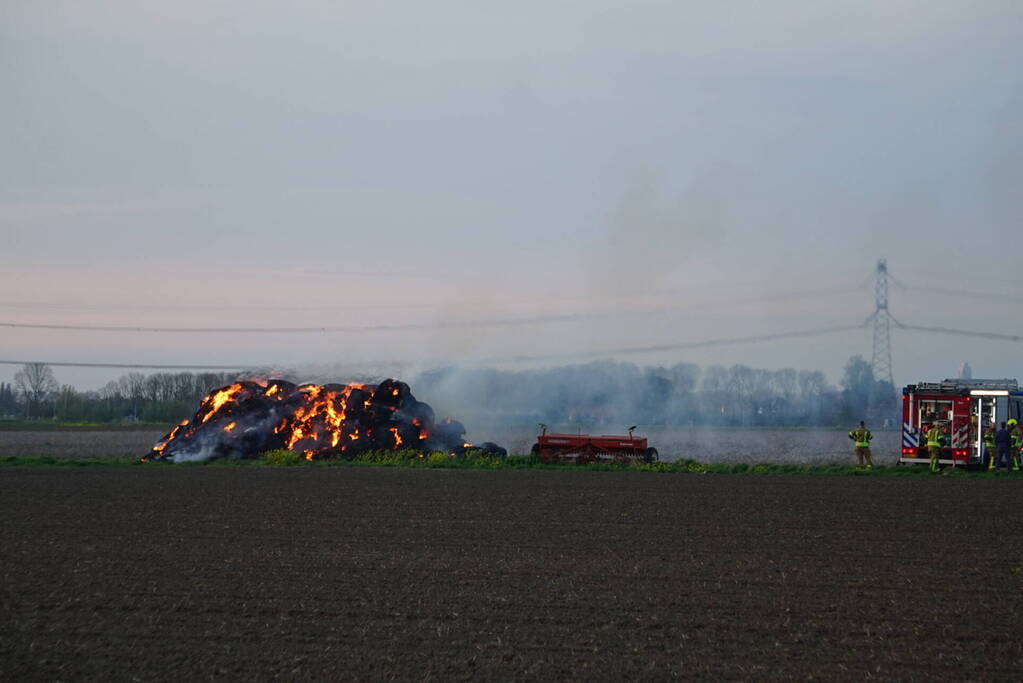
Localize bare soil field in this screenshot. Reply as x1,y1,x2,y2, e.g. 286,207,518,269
0,427,899,464
0,429,167,459
2,467,1020,680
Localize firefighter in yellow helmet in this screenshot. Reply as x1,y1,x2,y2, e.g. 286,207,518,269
925,423,944,472
984,425,998,471
848,420,873,469
1010,419,1022,471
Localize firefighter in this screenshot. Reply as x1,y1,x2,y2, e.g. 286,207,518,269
1010,419,1022,471
984,425,998,471
848,420,873,469
994,422,1012,472
925,423,944,472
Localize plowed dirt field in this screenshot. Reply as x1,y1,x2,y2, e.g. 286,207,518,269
0,427,901,464
2,468,1021,680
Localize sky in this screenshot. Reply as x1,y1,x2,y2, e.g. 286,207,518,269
1,1,1021,391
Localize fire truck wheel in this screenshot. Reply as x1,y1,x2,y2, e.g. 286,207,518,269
643,447,659,464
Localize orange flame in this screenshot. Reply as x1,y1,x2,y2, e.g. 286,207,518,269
152,379,468,462
201,384,244,423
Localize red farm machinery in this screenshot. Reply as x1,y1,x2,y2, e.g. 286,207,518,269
530,424,659,464
899,378,1023,468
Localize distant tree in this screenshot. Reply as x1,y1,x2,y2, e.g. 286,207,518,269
664,363,701,423
0,381,20,415
769,368,799,425
118,372,146,419
869,379,898,424
726,365,756,426
700,365,730,424
54,384,83,421
196,372,232,397
797,370,830,423
172,372,196,401
636,369,672,424
13,362,58,418
840,355,874,421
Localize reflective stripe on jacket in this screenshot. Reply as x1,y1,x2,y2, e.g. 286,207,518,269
926,429,944,448
848,427,872,448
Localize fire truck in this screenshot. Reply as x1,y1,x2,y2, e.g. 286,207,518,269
899,378,1023,467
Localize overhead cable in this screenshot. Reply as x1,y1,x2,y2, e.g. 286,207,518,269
491,324,867,362
891,322,1023,343
0,359,247,370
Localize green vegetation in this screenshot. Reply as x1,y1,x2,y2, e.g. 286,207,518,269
0,455,144,467
261,449,304,466
0,452,1015,477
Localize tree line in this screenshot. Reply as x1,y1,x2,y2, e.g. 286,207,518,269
0,356,897,427
1,364,240,423
416,356,897,428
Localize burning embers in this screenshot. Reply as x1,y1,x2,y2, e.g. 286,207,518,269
146,378,501,463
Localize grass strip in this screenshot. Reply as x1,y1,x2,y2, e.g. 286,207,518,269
1,451,1016,477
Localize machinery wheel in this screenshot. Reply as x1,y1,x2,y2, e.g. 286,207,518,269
530,443,540,459
643,447,659,464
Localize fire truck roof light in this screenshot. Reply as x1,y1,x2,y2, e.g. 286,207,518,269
970,390,1009,396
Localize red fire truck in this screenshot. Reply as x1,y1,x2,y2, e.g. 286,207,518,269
899,379,1023,467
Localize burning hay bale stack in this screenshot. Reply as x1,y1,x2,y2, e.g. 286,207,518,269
146,378,505,463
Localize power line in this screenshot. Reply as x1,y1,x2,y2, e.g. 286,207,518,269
491,324,867,362
0,281,866,315
0,324,867,370
0,287,867,335
0,300,438,313
891,322,1023,344
4,317,1020,372
3,263,1020,372
896,283,1023,305
0,315,594,334
0,359,248,370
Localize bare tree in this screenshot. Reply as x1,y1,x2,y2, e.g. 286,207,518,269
97,380,123,419
98,380,123,401
726,365,756,426
55,384,79,420
13,362,58,418
701,365,729,422
119,372,146,420
172,372,196,401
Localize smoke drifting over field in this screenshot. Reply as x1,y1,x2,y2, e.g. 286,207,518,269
411,361,846,430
